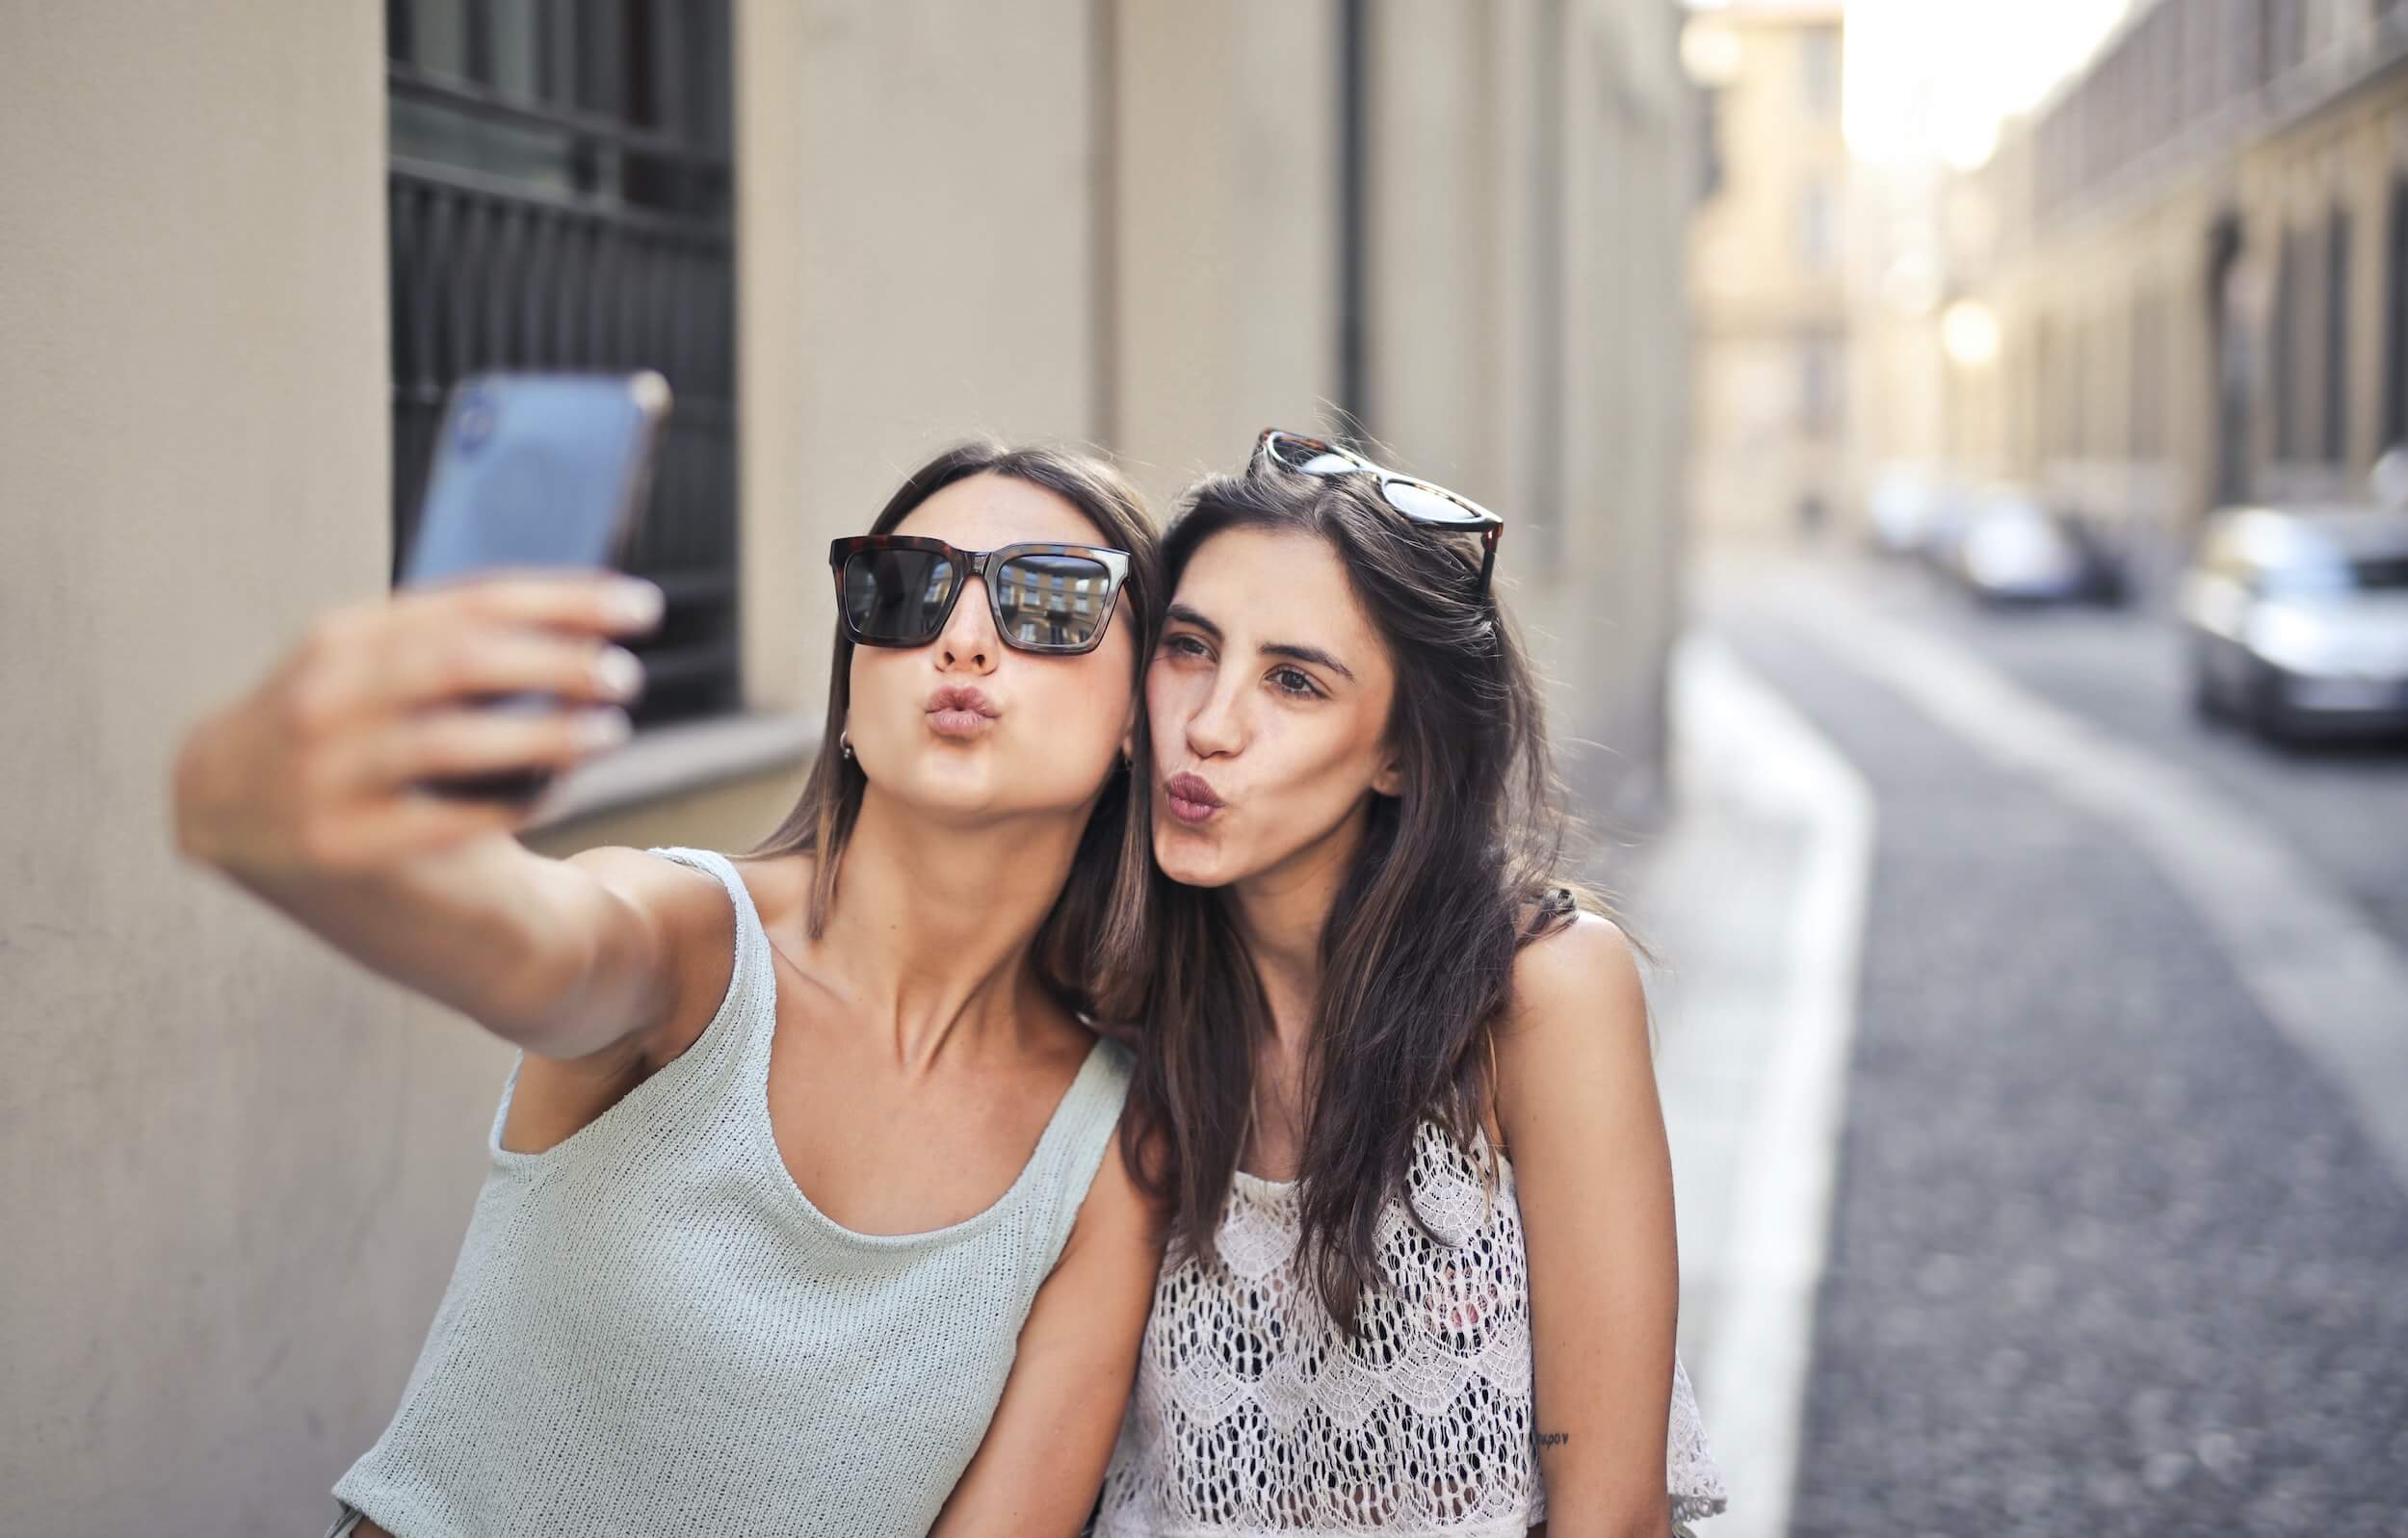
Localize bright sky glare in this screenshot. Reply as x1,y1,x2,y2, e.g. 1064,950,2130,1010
1843,0,2134,167
1684,0,2136,169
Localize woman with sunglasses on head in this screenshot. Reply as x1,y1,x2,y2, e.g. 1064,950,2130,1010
172,442,1168,1538
1091,433,1725,1538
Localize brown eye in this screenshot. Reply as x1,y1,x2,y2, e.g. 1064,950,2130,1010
1269,666,1319,698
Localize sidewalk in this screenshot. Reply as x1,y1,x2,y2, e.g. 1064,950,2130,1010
1621,632,1875,1538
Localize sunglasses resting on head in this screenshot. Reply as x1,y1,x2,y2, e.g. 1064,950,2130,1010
1254,428,1505,593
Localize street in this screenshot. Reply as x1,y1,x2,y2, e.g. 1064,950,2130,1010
1823,557,2408,952
1640,554,2408,1538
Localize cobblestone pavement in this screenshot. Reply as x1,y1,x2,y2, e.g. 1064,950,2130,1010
1703,576,2408,1538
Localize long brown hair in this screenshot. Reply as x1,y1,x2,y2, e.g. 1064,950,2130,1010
746,441,1163,1023
1120,463,1613,1335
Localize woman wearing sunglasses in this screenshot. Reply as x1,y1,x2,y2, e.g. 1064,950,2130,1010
173,442,1167,1537
1091,432,1725,1537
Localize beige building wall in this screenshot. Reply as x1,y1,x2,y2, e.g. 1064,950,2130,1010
1938,133,2029,482
722,0,1104,727
1945,7,2408,583
1686,3,1849,542
1112,0,1694,812
1553,0,1693,813
1363,0,1692,815
1976,171,2224,558
1845,150,1950,519
1110,0,1346,502
1367,0,1498,493
1,2,1692,1530
0,6,497,1532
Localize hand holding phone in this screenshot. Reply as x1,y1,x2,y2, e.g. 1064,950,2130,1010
170,571,667,878
170,372,673,881
400,371,672,803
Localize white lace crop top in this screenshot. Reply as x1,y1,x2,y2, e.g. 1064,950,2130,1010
1092,1120,1726,1537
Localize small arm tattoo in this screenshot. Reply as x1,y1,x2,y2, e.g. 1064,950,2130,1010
1535,1432,1571,1448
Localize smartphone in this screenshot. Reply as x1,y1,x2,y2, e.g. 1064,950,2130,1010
400,370,672,803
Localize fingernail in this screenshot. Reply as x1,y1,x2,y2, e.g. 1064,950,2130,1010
610,580,666,628
593,646,645,701
577,707,633,749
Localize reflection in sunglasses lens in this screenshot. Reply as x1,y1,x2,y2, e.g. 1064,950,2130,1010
844,549,956,640
1381,480,1479,527
1269,433,1361,477
996,553,1111,650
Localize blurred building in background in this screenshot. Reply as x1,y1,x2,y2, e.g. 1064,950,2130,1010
1683,0,1852,540
0,1,1694,1529
1943,0,2408,585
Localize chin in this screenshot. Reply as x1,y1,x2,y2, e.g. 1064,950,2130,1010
895,747,1124,826
1151,826,1239,889
878,756,1008,820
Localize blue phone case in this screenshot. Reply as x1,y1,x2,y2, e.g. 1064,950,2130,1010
402,371,671,801
404,372,668,586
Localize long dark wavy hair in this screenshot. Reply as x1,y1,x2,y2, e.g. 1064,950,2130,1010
1119,461,1615,1336
746,441,1163,1024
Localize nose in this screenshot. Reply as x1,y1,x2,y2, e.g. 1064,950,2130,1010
936,573,999,674
1183,672,1245,760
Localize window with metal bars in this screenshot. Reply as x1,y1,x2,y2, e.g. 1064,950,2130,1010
385,0,739,727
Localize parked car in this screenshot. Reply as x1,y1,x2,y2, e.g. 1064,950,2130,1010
2178,505,2408,741
1865,462,1946,558
1948,487,2127,606
1916,487,1974,576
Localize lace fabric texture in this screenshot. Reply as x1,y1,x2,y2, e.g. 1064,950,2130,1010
1094,1122,1727,1536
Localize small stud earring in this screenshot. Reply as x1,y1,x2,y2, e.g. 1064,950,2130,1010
840,730,854,762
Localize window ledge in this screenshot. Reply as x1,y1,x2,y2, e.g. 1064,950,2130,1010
524,710,820,830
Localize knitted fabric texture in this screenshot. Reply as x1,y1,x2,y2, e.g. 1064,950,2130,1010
1093,1120,1726,1537
332,846,1134,1538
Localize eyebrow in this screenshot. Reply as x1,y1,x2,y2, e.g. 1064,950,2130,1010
1165,602,1356,683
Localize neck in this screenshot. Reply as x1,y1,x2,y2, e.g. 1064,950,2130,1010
1229,795,1374,1054
811,780,1095,1074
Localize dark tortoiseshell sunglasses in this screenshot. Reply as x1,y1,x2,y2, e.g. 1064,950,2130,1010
828,535,1133,655
1255,428,1505,593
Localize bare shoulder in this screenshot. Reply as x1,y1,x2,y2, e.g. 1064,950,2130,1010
1497,910,1649,1070
562,845,735,955
563,844,728,900
1491,910,1667,1180
1508,908,1645,1022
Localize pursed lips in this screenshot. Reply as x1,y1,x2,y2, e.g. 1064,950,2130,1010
1162,769,1224,825
927,685,999,739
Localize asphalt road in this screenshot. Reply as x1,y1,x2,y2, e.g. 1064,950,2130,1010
1697,558,2408,1538
1820,555,2408,950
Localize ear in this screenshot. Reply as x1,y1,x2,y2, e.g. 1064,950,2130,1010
1372,751,1404,799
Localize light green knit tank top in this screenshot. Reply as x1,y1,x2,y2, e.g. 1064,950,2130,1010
332,846,1134,1538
